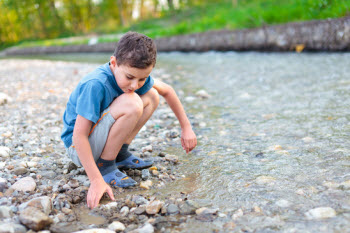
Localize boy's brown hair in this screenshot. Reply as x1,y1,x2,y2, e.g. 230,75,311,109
113,32,157,69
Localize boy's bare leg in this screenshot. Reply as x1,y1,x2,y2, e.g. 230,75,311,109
100,92,144,161
125,88,160,144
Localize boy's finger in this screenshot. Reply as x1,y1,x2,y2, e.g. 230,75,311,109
107,187,115,201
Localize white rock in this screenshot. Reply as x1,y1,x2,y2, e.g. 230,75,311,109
255,176,276,185
302,136,314,143
232,208,243,220
0,223,26,233
102,202,118,210
0,206,13,218
11,177,36,192
0,146,10,158
0,92,12,105
142,145,153,153
305,207,336,220
195,90,211,99
340,180,350,189
74,229,114,233
19,196,52,215
120,206,129,217
129,223,154,233
108,221,125,232
276,199,291,208
184,96,196,103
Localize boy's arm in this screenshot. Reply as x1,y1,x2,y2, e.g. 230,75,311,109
153,79,197,153
73,115,114,208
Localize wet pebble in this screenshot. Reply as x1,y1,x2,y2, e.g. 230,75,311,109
0,146,11,158
19,196,52,215
165,154,179,164
13,167,28,176
129,223,154,233
167,204,179,215
68,179,79,188
140,180,153,190
146,200,164,215
108,221,125,232
195,90,210,99
141,169,150,180
120,206,129,217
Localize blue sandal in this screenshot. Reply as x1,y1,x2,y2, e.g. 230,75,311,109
115,154,154,170
102,168,137,188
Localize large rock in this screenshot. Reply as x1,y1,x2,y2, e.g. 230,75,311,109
0,206,13,218
19,207,53,231
10,177,36,192
146,200,164,215
19,196,52,215
305,207,336,220
0,223,27,233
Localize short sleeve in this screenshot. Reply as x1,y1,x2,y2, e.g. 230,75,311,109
136,76,154,95
76,81,105,123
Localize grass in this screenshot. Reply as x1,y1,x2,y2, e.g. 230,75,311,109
5,0,350,49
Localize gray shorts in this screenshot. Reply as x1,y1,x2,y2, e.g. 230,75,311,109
66,108,115,167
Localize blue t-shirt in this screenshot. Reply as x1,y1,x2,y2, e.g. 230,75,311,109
61,62,154,148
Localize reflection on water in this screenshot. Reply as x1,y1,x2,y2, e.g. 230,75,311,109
11,51,350,231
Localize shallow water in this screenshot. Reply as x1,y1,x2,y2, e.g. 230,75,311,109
9,52,350,232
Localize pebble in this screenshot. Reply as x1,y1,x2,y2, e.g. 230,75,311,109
0,223,27,233
305,207,336,220
276,199,291,208
68,179,80,188
10,176,36,192
0,146,11,158
132,196,148,205
129,223,154,233
0,177,7,192
255,176,276,185
0,92,12,105
179,200,199,215
142,145,153,153
19,196,52,215
232,209,243,220
0,206,13,218
73,229,114,233
141,169,151,180
108,221,126,232
146,200,164,215
120,206,130,217
195,89,211,99
167,204,179,215
140,180,153,190
165,154,179,164
19,207,53,231
13,167,28,176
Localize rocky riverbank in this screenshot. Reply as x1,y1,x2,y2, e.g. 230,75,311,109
1,17,350,57
0,59,230,233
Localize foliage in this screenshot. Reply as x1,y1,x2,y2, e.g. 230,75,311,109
0,0,349,49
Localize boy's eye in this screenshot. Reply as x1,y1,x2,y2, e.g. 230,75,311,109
139,79,146,82
126,76,133,80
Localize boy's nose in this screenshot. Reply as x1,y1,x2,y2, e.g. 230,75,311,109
130,82,138,90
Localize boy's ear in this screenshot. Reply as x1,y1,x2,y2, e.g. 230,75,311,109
110,56,118,67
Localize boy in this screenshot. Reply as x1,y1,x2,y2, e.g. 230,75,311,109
61,32,197,209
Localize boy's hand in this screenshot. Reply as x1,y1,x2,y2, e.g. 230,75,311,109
87,179,115,209
181,127,197,153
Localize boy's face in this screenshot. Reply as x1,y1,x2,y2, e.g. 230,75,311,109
110,56,153,93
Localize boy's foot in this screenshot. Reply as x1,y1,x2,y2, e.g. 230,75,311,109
115,154,153,170
102,168,137,188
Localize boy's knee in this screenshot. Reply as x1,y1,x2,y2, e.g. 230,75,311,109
110,93,143,119
147,88,160,107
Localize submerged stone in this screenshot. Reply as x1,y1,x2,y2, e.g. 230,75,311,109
305,207,336,220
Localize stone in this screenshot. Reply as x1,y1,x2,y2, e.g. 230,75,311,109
61,207,72,215
179,200,199,215
120,206,129,217
255,176,276,185
73,229,114,233
276,199,291,208
140,180,153,190
165,154,179,164
0,146,10,158
11,177,36,192
14,167,29,176
132,196,148,205
195,207,218,215
223,222,236,230
340,180,350,189
305,207,336,220
232,209,243,220
0,177,7,192
134,206,146,215
0,92,12,105
19,207,53,231
0,206,13,218
19,196,52,215
167,204,179,215
108,221,125,232
146,200,164,215
195,90,211,98
151,170,159,176
302,136,314,143
0,223,27,233
129,223,154,233
141,169,150,180
68,179,79,188
142,145,152,153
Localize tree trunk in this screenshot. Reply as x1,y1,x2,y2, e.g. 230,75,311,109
116,0,125,26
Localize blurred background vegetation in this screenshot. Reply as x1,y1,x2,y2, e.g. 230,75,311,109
0,0,349,50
